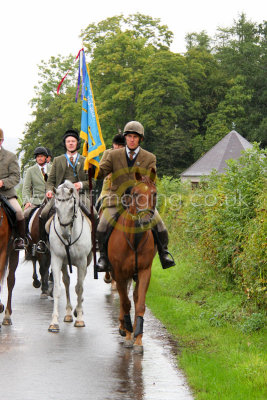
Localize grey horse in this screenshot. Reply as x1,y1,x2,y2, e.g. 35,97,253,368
47,180,92,332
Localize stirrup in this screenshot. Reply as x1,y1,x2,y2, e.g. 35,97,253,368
160,251,175,269
13,237,27,251
36,240,47,254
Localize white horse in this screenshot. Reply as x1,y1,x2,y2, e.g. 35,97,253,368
48,180,92,332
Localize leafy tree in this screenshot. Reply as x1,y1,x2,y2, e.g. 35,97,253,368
18,55,81,171
80,13,174,148
214,14,267,146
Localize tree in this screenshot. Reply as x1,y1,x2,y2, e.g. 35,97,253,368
214,14,267,146
18,55,81,171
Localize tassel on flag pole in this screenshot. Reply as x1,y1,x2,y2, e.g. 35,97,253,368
56,48,84,95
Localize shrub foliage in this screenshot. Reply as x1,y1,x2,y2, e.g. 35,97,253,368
159,144,266,308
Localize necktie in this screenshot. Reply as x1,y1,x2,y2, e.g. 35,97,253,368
129,151,135,160
69,156,74,165
41,167,47,182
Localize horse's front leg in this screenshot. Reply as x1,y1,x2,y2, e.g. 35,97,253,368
62,264,73,323
116,278,133,347
74,263,87,327
48,257,61,333
2,249,19,326
32,258,41,289
133,266,152,353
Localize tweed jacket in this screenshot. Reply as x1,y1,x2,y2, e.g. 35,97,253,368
46,154,89,195
0,147,20,199
97,147,156,208
22,163,52,206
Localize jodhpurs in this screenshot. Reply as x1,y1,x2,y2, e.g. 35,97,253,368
8,197,24,221
97,206,166,233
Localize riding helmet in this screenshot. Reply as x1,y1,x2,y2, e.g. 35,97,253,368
123,121,144,139
45,147,52,157
34,146,48,158
112,133,125,146
62,129,81,150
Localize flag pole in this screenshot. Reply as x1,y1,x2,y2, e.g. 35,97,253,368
88,163,98,279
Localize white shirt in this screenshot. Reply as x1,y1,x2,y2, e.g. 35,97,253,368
38,163,48,174
66,152,78,166
126,146,140,159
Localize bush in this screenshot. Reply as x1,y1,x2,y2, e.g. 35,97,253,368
158,144,267,308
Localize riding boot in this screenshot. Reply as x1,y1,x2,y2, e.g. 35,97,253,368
36,216,47,253
96,231,110,272
153,228,175,269
13,219,27,251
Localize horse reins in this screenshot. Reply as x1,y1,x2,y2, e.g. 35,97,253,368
0,204,3,227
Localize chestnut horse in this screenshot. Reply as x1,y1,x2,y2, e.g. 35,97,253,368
0,199,19,326
108,168,157,353
25,207,52,298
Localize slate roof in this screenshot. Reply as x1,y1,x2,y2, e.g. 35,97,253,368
181,130,252,177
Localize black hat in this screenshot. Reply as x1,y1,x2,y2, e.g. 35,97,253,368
34,146,48,157
112,133,125,146
45,147,52,157
62,129,81,150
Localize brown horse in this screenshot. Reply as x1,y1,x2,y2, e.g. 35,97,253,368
108,168,157,353
25,207,52,298
0,200,19,325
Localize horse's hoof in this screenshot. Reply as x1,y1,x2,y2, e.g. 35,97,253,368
124,339,133,348
2,318,12,326
40,293,48,299
119,328,126,337
64,315,73,323
133,344,144,354
48,324,60,333
0,304,4,313
33,280,41,289
74,320,85,327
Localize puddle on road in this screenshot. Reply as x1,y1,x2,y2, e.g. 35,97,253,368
0,261,193,400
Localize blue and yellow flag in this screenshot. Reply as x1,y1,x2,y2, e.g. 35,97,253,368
80,51,105,176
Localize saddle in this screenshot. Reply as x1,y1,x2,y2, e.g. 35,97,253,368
0,194,17,228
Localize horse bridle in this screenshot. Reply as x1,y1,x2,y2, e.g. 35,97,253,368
56,194,78,228
52,195,84,274
126,182,156,225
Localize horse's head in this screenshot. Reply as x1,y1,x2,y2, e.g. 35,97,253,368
128,168,157,228
54,180,79,229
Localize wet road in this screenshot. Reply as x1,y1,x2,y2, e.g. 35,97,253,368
0,256,193,400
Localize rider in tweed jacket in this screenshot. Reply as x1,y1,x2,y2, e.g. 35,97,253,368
95,121,175,272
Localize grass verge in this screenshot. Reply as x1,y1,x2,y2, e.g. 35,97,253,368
146,253,267,400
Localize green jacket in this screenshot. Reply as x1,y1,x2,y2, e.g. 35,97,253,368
0,147,20,199
46,154,89,195
22,163,52,206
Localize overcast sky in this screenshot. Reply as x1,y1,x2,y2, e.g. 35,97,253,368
1,0,266,153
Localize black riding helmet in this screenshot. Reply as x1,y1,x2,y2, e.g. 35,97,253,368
45,147,52,157
62,129,81,151
112,133,125,146
34,146,48,158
